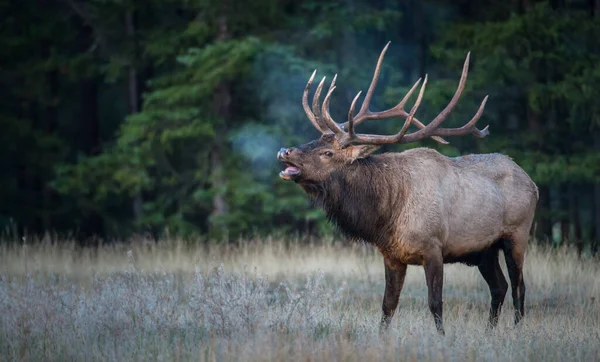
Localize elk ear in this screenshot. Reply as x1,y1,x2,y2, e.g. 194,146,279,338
348,145,381,163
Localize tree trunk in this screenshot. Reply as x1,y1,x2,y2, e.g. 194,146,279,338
535,185,552,243
15,101,31,238
210,148,229,216
341,0,357,81
559,184,569,245
81,76,104,236
208,14,231,238
590,0,600,16
125,9,143,223
593,129,600,256
517,0,530,13
414,0,426,77
568,183,583,256
522,0,544,242
82,77,101,156
590,0,600,257
593,184,600,256
549,0,565,10
40,46,60,232
526,104,541,134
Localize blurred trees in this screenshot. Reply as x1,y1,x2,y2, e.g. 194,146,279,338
432,0,600,254
0,0,598,252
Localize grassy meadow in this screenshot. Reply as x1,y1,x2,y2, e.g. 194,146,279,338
1,236,599,361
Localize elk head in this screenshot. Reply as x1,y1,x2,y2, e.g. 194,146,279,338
277,134,380,183
278,42,490,184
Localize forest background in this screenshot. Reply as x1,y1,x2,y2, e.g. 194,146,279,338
1,0,599,253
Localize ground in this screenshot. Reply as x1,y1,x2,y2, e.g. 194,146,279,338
1,236,599,361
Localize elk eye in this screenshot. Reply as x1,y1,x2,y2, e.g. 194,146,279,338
323,151,333,157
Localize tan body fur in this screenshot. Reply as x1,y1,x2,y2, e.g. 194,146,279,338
376,148,537,267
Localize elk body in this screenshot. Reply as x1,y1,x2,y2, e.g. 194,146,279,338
277,43,538,334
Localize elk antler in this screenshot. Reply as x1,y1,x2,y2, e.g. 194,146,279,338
303,42,489,147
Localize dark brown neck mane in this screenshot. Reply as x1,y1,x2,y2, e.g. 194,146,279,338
300,157,403,246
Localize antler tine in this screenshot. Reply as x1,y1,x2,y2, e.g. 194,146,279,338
330,74,337,92
393,77,423,116
414,52,471,134
337,76,428,146
303,71,345,135
346,75,428,146
386,76,447,144
320,84,345,136
347,91,362,138
425,96,490,138
312,76,327,124
302,70,328,133
395,75,428,141
355,41,390,121
394,52,490,144
466,96,490,138
326,74,338,127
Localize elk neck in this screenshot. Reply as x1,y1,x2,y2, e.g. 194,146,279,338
303,156,406,245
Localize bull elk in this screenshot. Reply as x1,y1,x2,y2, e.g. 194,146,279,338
277,42,538,334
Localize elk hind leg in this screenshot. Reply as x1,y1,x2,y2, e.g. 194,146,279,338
503,233,527,325
477,247,508,329
380,259,407,333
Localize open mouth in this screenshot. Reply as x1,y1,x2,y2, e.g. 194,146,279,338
279,163,301,180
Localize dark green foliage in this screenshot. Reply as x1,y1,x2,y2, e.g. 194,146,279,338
1,0,599,250
429,2,600,248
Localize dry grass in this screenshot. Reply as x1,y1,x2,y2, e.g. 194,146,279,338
1,236,599,361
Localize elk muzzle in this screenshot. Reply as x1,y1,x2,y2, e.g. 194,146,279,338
277,147,301,181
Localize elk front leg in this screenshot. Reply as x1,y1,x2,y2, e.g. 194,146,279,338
380,258,407,333
423,253,444,335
